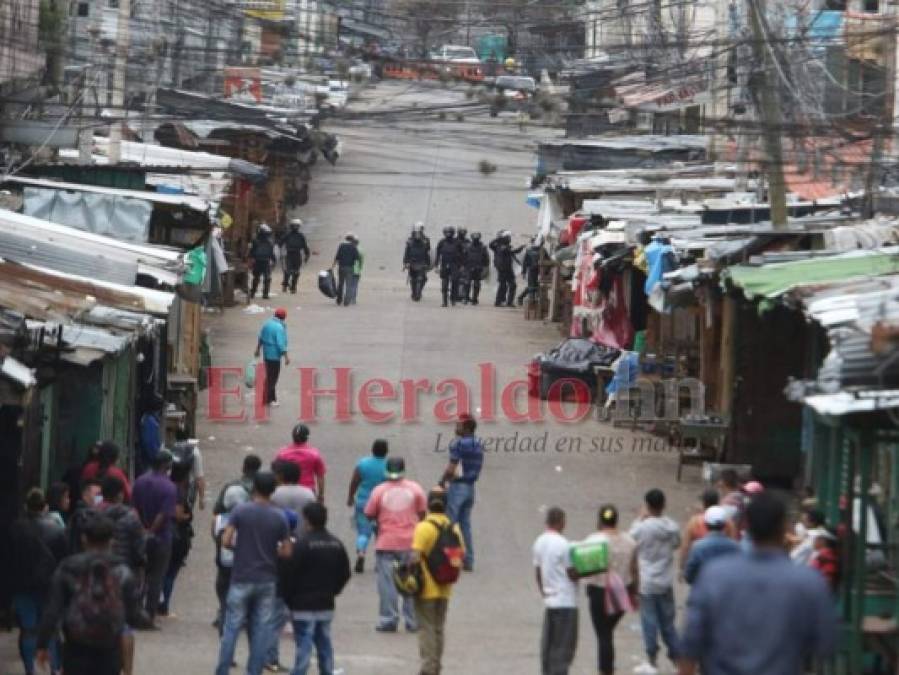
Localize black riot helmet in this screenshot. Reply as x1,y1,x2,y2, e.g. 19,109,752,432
443,226,455,238
471,232,482,242
458,227,468,239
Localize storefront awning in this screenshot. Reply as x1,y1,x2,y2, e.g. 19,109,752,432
725,249,899,301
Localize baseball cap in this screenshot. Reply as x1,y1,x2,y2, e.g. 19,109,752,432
385,457,405,480
704,505,729,528
274,307,287,319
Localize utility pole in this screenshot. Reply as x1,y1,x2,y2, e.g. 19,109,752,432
107,0,131,164
746,0,787,228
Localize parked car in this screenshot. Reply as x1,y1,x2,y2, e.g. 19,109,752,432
321,80,350,110
490,75,538,117
430,44,481,64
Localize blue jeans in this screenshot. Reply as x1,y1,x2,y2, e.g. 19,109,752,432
447,481,475,567
639,589,679,663
291,615,334,675
13,593,60,674
215,581,277,675
266,597,290,666
353,505,374,554
374,551,417,630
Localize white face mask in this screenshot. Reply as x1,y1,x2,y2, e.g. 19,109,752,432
794,522,807,539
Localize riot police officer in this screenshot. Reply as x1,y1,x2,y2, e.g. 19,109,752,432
434,226,464,307
464,232,490,305
489,230,523,307
278,218,311,294
517,237,542,305
403,225,432,301
248,223,277,300
455,227,471,302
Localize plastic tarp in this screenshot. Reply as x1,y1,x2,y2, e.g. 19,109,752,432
24,187,151,243
725,250,899,302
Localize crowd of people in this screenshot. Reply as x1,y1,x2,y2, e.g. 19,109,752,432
9,435,204,675
533,469,841,675
9,407,844,675
403,223,543,308
7,410,484,675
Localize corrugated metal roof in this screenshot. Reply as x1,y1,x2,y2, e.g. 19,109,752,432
0,209,182,286
2,175,213,212
539,135,708,152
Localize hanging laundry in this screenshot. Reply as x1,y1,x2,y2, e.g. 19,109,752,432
643,237,676,296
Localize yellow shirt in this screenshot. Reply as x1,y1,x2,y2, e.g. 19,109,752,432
412,513,465,600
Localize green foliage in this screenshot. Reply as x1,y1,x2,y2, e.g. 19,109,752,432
38,0,65,48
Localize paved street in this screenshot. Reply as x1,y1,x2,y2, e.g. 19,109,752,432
2,83,699,675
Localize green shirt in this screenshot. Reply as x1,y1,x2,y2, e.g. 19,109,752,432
353,250,364,276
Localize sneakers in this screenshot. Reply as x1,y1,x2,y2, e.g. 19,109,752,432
633,662,659,675
375,624,397,633
354,555,365,574
270,401,280,408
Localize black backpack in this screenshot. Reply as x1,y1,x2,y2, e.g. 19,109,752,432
63,556,126,647
425,519,464,585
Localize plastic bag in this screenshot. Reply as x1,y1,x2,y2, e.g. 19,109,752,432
318,269,337,299
244,360,257,389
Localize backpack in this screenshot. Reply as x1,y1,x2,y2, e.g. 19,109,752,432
11,518,58,591
170,441,196,483
63,556,126,647
425,519,465,585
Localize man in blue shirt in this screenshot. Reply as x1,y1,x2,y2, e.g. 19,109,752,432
679,493,838,675
683,506,739,585
346,439,389,573
441,414,484,571
138,394,165,473
255,308,290,407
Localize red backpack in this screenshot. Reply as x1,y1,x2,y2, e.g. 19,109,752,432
425,519,464,585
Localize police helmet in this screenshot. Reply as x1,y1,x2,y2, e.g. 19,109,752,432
290,218,302,230
258,223,272,235
443,226,455,237
471,232,482,242
457,227,468,238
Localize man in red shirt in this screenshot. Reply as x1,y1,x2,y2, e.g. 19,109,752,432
364,457,426,632
275,425,326,502
81,440,132,503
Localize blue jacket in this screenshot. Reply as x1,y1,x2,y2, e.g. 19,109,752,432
258,318,288,361
684,531,740,584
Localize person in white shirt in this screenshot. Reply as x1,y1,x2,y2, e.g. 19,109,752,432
533,506,578,675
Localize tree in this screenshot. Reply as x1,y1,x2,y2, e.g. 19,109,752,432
391,0,462,58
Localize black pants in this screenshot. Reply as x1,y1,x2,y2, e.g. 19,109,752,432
336,265,353,305
250,261,272,299
467,268,483,303
63,642,121,675
281,259,302,293
409,269,427,301
541,607,578,675
215,566,232,636
264,359,281,404
496,270,516,306
144,536,172,620
587,586,624,675
440,268,460,305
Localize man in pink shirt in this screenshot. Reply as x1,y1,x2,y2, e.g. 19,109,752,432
275,424,326,502
364,457,426,633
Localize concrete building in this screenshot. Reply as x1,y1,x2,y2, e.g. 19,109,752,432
0,0,46,87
